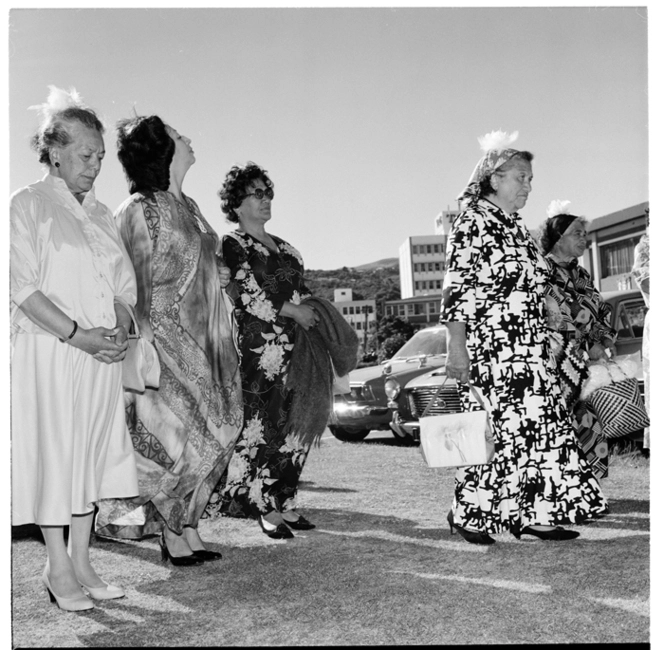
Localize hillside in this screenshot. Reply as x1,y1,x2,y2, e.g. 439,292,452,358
305,259,401,306
353,257,399,271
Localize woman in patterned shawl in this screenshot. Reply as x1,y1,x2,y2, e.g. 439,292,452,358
95,116,243,565
203,162,319,540
539,201,617,479
440,131,607,545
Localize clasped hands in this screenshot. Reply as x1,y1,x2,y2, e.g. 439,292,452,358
73,325,130,364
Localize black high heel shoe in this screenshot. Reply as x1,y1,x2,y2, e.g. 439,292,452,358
159,534,204,566
258,515,294,539
447,510,495,545
515,526,579,541
283,514,316,531
192,549,223,562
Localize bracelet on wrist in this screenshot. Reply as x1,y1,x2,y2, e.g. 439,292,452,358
60,320,78,343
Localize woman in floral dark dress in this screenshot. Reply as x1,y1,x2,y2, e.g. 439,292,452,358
539,201,617,480
441,131,608,545
204,162,319,539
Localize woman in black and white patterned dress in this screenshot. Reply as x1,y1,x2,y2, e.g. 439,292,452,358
440,131,608,545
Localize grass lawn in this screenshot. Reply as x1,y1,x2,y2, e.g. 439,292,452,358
10,430,650,647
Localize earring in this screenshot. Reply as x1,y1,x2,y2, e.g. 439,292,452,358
54,162,60,168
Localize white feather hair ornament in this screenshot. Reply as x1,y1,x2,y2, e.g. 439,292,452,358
29,85,87,119
546,200,572,220
477,130,519,154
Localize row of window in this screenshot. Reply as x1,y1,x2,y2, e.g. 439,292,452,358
415,280,442,290
412,243,444,255
413,262,443,273
385,301,441,317
341,305,374,315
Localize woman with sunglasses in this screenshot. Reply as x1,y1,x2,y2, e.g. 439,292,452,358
202,162,319,539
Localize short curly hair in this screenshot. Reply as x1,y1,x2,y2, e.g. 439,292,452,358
218,162,274,223
538,214,588,255
116,115,175,195
31,107,105,166
478,151,534,198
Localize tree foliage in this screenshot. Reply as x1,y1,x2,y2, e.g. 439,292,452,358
304,263,400,316
375,314,416,345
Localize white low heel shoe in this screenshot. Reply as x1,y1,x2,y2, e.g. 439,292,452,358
79,580,125,600
42,570,94,612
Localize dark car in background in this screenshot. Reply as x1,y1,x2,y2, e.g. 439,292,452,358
328,326,448,442
389,289,647,443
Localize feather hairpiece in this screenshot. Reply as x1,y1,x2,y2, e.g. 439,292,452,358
478,130,519,154
546,199,572,220
28,85,87,120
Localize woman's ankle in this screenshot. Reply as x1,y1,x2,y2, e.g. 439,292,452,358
182,526,205,551
163,528,193,555
261,511,284,527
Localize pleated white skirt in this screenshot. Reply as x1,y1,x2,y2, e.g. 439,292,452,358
11,334,139,526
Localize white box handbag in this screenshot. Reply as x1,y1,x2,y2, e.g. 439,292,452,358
419,379,495,468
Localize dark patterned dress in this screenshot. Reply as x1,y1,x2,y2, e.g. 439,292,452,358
203,231,312,519
545,256,617,479
440,198,608,534
96,191,244,538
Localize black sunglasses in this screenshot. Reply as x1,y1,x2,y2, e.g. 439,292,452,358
244,187,274,201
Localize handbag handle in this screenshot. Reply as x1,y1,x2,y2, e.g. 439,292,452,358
115,297,140,339
421,376,487,418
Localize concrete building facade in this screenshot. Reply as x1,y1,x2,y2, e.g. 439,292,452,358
582,201,648,292
383,294,442,330
332,288,377,348
398,235,446,299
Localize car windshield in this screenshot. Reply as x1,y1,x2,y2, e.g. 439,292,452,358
391,328,447,359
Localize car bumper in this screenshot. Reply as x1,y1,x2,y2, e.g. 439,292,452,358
329,404,391,429
389,411,420,441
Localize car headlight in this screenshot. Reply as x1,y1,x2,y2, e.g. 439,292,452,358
384,377,401,400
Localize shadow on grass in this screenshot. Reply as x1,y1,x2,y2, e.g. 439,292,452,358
299,480,357,494
355,435,419,448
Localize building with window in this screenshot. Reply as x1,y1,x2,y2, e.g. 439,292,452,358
398,235,446,299
332,288,376,349
582,201,648,292
383,294,442,330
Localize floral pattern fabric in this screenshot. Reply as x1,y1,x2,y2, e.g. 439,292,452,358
440,198,607,535
203,231,312,519
544,256,617,479
95,191,244,538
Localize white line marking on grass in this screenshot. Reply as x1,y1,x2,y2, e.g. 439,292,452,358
316,528,488,553
587,596,650,618
569,528,649,540
391,571,551,594
601,512,650,520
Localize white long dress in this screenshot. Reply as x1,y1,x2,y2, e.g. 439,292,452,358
10,174,139,526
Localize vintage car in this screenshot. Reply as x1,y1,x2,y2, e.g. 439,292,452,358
389,289,647,443
328,325,448,442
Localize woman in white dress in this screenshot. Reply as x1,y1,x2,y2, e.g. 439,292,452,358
10,87,139,611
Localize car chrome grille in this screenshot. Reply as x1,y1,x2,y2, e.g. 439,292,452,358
409,385,462,417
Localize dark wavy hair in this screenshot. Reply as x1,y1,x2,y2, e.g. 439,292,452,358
31,107,105,166
218,162,274,223
538,214,588,255
116,115,175,194
478,151,534,198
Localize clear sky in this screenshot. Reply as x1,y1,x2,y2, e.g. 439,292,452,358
8,5,649,270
